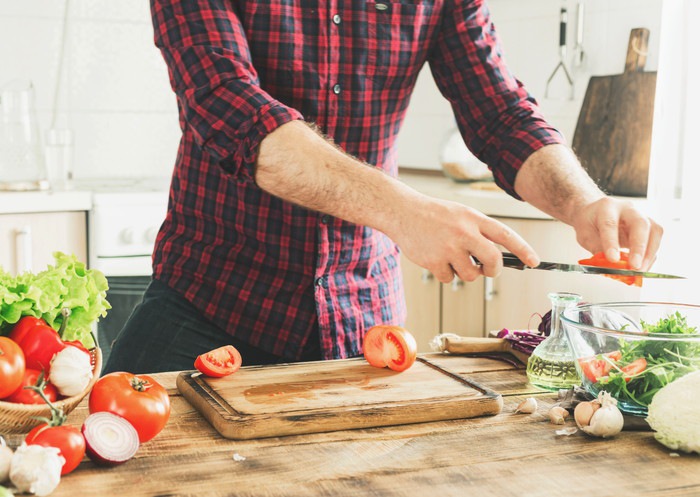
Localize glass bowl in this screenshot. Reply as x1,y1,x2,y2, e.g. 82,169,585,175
561,302,700,417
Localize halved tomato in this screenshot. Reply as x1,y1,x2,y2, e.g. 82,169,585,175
578,251,642,287
620,357,647,382
363,325,417,372
578,350,622,383
194,345,243,378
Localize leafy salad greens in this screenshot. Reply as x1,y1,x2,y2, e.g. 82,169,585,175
591,311,700,408
0,252,110,347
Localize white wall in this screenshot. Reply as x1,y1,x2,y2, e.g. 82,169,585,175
397,0,663,170
0,0,665,179
0,0,180,180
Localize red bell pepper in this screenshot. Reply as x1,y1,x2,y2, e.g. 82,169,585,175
9,316,69,373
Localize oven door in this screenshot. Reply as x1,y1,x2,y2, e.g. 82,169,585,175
97,275,152,370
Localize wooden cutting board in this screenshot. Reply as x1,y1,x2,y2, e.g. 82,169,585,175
572,28,657,197
177,356,503,440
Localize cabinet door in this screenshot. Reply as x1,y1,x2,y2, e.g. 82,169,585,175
0,212,88,275
441,276,485,337
484,217,642,333
400,254,441,353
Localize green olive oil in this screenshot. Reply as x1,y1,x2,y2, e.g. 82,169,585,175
526,292,583,391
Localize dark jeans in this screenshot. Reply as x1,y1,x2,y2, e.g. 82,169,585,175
102,278,321,375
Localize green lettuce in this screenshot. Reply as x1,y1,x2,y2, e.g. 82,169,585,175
0,252,110,347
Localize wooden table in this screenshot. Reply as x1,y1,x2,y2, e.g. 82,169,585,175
7,355,699,497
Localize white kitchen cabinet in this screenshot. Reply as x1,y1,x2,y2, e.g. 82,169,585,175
401,217,641,352
0,212,88,275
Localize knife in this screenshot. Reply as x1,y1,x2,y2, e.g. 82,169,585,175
475,252,684,279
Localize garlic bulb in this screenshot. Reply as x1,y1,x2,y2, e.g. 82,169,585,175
0,439,12,483
10,444,64,496
574,391,624,438
50,345,93,397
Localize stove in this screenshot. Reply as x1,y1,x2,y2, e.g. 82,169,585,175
75,177,170,277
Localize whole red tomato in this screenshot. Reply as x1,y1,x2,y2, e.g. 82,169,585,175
89,372,171,443
4,368,58,404
0,336,25,398
25,424,86,475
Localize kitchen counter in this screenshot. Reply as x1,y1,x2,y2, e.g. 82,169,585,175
399,169,554,220
8,355,698,497
0,189,92,214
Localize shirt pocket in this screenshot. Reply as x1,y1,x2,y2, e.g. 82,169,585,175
364,0,437,84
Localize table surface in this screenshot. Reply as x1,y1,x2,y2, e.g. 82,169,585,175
6,355,699,497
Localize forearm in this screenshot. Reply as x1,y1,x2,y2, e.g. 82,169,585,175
255,120,422,236
514,144,605,226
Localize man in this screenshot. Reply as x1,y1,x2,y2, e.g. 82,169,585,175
104,0,662,374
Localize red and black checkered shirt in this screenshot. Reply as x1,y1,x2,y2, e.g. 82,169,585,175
150,0,563,360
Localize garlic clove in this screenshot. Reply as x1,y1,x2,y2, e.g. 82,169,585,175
548,406,569,425
515,397,538,414
574,400,600,428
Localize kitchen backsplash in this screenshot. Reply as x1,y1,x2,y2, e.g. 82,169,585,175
0,0,662,178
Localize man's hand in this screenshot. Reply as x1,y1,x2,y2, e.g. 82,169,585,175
386,197,540,284
515,144,664,271
570,197,663,271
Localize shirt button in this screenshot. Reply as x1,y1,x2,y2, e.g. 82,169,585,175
321,214,330,224
332,14,341,24
315,276,325,287
333,84,341,95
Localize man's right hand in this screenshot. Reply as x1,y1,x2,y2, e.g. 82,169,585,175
387,197,540,284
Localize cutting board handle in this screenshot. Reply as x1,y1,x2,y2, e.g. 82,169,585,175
625,28,650,73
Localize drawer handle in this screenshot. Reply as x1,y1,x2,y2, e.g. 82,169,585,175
484,277,496,301
420,269,434,283
15,225,33,274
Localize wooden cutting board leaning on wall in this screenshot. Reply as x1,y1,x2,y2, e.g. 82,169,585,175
572,28,657,197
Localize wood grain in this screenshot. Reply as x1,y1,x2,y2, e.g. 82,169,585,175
572,28,656,197
6,356,699,497
176,356,503,439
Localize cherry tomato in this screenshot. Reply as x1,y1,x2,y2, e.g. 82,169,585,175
89,372,171,443
25,424,86,475
578,251,642,287
577,351,622,383
0,336,26,398
4,368,58,404
363,325,417,372
9,316,67,373
621,358,647,382
195,345,243,378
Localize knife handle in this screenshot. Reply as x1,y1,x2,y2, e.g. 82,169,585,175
472,252,527,270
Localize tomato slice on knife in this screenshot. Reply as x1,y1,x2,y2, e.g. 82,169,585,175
363,325,417,372
578,251,642,287
194,345,243,378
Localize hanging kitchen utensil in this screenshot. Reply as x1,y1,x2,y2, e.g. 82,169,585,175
545,7,575,100
573,0,586,67
572,28,656,197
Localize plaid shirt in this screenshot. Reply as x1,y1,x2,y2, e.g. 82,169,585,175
150,0,563,361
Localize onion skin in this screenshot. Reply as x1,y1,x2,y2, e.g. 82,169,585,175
82,412,140,466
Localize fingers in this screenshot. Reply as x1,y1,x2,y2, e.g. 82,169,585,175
479,219,540,268
641,221,663,270
593,202,622,263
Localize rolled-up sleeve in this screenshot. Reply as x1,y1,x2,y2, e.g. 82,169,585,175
428,0,564,198
151,0,304,181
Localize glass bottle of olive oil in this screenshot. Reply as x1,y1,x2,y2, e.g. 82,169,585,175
526,292,582,391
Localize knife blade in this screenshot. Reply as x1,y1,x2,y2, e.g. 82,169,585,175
475,252,684,279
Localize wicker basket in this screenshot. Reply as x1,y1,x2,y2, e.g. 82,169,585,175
0,347,102,434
